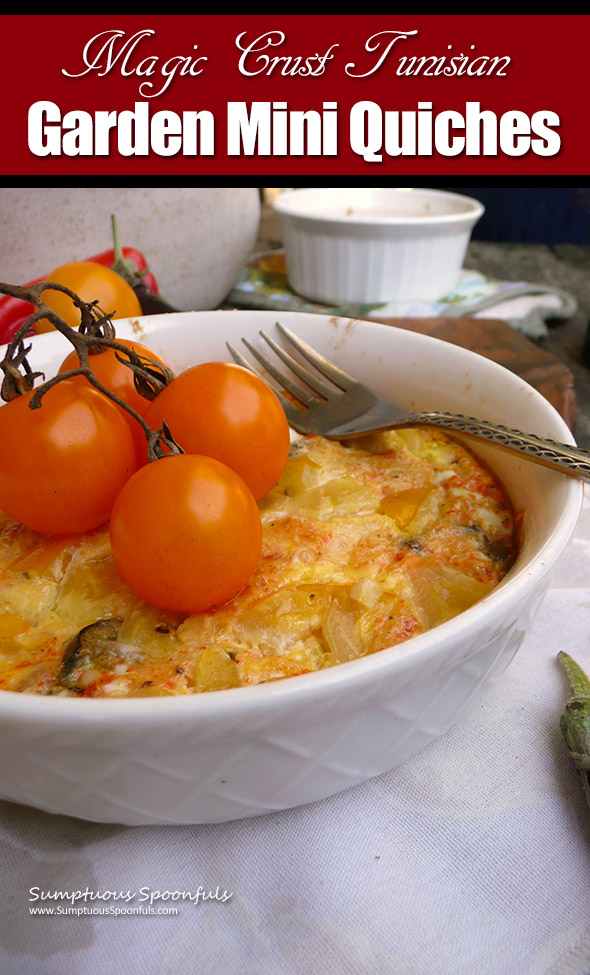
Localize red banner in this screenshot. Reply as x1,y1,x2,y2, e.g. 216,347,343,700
1,14,588,175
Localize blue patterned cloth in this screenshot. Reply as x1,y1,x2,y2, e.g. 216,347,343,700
227,251,577,339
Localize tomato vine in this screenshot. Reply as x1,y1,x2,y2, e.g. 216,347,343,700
0,278,180,461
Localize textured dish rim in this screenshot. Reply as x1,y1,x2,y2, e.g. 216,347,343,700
0,312,581,724
273,187,485,226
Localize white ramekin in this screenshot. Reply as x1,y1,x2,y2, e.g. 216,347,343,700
273,187,485,304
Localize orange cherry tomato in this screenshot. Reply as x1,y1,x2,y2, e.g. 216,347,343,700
144,362,291,500
109,454,262,614
36,261,142,333
0,381,137,535
58,338,172,465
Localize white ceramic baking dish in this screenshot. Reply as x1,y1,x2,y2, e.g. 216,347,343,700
0,309,581,825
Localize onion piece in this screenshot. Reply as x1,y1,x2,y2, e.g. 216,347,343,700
322,602,363,663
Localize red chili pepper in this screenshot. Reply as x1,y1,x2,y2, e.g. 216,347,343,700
0,313,36,345
0,277,44,345
0,247,160,346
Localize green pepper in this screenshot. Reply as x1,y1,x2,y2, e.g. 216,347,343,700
558,651,590,807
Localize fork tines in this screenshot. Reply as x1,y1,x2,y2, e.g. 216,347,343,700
227,321,354,413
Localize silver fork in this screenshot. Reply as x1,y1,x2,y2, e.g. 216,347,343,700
227,321,590,482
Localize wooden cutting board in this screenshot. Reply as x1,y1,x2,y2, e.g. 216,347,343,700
369,315,577,431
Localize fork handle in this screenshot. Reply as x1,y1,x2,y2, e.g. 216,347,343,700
402,411,590,481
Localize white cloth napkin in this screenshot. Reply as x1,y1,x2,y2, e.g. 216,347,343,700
1,488,590,975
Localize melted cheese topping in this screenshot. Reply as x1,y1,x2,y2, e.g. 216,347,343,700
0,429,516,697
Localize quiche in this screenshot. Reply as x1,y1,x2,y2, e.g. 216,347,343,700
0,428,517,697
